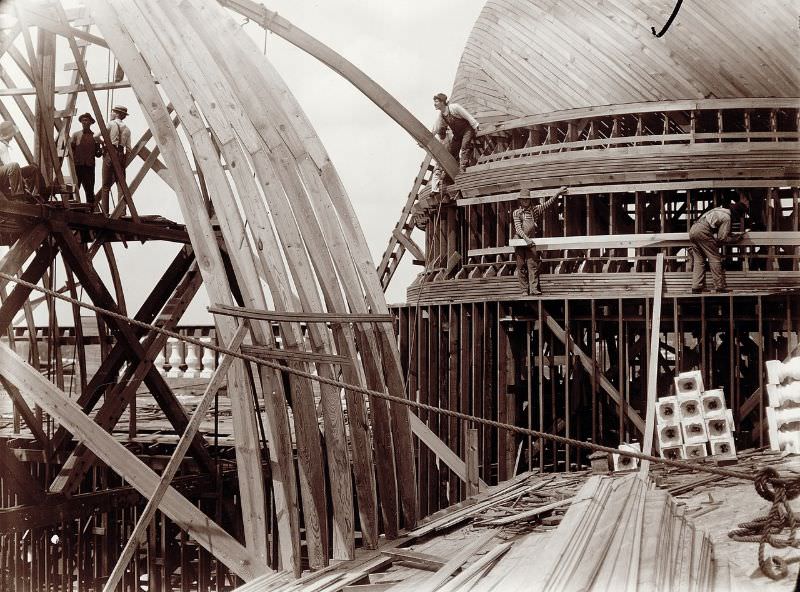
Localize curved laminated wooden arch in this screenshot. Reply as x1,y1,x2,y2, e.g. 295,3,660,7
0,0,484,585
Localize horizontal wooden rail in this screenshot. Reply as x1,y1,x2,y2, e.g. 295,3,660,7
477,98,800,136
240,344,351,366
466,232,800,257
209,304,394,323
456,179,800,206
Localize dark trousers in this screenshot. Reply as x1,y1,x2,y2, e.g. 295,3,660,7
689,221,725,290
515,244,541,293
100,148,126,214
449,128,475,172
75,164,95,204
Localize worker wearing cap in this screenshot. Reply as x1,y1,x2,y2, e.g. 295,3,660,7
99,105,131,214
0,121,46,199
432,93,479,174
689,195,750,293
513,185,568,295
70,112,102,205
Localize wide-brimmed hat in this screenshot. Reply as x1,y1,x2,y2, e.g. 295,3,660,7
0,121,16,141
518,188,532,200
111,105,128,117
78,112,95,124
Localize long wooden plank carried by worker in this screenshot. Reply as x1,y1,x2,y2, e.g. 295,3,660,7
89,0,274,571
639,253,665,475
197,1,418,529
101,323,251,592
217,0,460,180
0,340,267,582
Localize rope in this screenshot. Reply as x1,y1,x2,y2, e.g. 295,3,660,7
0,269,794,487
729,467,800,580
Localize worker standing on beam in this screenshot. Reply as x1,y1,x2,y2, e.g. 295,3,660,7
432,93,479,174
689,195,749,293
99,105,131,215
513,185,569,295
70,113,102,207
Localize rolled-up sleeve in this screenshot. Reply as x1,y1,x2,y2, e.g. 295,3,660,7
449,103,479,130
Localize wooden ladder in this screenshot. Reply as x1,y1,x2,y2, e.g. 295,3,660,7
377,154,433,292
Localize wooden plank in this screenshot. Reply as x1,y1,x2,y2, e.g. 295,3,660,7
465,426,480,497
210,304,394,323
101,324,251,592
388,531,496,592
380,549,445,572
241,344,350,365
640,253,665,475
0,340,267,581
480,497,574,526
0,439,46,505
392,228,425,262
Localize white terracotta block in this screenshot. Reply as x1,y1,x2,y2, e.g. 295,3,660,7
684,444,708,459
660,445,684,461
675,370,704,397
678,396,702,421
701,389,726,417
710,437,737,460
656,396,678,423
613,442,641,472
681,418,708,444
705,416,732,440
658,423,682,448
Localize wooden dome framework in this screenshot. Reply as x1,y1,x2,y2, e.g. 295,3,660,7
0,1,467,588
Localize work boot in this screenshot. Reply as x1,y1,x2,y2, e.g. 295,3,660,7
691,288,703,294
710,287,730,294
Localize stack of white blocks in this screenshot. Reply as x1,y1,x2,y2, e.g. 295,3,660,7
612,442,641,472
656,370,737,461
765,356,800,454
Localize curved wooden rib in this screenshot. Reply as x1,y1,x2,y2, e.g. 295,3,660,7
217,0,461,180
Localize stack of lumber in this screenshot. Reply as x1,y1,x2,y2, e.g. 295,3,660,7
472,474,724,592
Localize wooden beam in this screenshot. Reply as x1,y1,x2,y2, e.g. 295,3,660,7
101,324,251,592
241,344,350,365
0,375,50,453
210,303,394,323
217,0,460,179
408,412,488,490
0,340,268,581
639,253,665,475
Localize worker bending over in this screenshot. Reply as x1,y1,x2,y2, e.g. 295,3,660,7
513,185,568,295
432,93,479,174
689,195,749,293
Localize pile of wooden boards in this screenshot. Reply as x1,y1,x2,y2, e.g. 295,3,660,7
474,474,726,592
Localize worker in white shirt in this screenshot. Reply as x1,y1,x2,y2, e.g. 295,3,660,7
99,105,132,214
689,195,749,293
432,93,479,174
0,121,46,199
